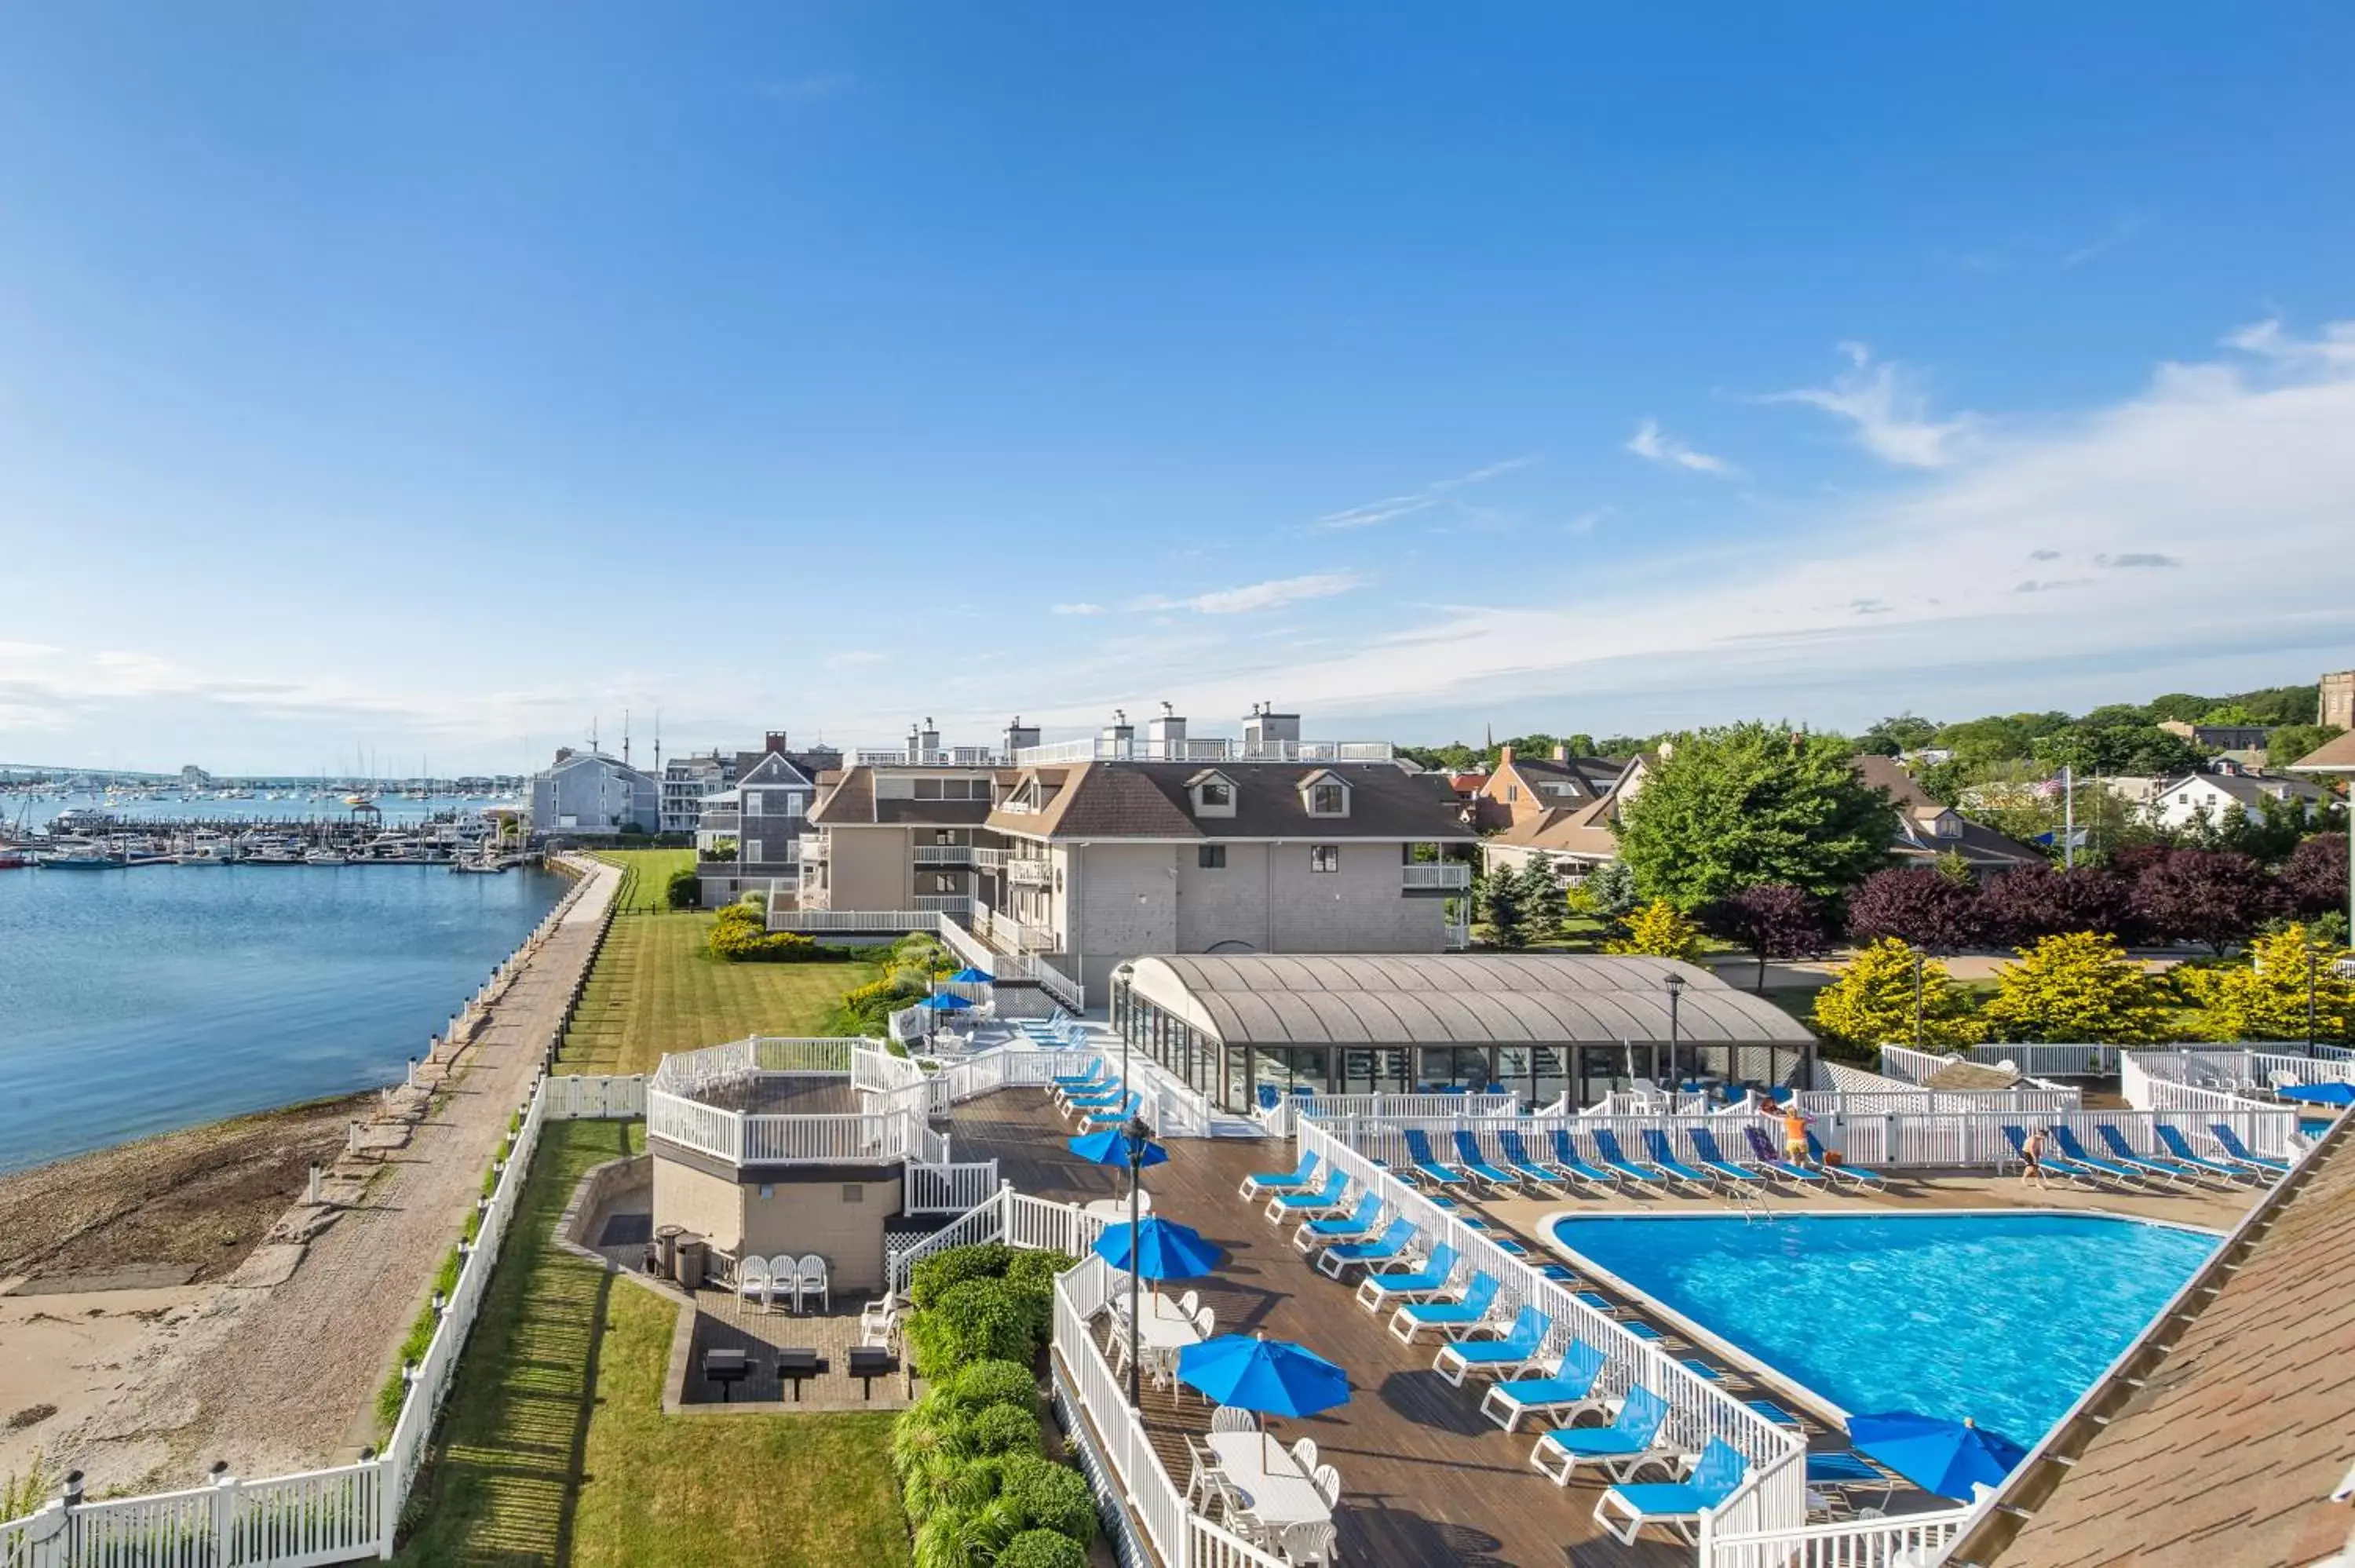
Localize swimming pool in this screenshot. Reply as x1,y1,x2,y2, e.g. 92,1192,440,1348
1546,1211,2218,1444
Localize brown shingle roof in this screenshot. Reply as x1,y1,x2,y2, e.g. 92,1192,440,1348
2287,730,2355,772
988,761,1472,842
1487,794,1622,857
809,767,998,827
1973,1118,2355,1568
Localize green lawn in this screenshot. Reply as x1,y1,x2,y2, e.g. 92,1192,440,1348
394,1120,911,1568
557,913,877,1078
588,849,698,915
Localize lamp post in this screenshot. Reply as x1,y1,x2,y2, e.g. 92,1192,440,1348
2308,945,2320,1058
1911,949,1926,1050
1664,971,1685,1085
1123,1111,1151,1409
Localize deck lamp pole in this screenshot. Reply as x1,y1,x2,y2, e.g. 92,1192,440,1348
2307,946,2320,1057
1663,972,1685,1084
1123,1112,1152,1409
1911,950,1926,1050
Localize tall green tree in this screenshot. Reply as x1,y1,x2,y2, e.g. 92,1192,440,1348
1615,723,1900,909
1476,865,1531,949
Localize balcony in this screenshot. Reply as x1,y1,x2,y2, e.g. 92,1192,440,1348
971,846,1006,870
914,893,973,916
1444,919,1472,950
913,844,975,866
699,810,742,833
645,1038,937,1169
1006,858,1053,888
1402,862,1472,891
798,834,827,863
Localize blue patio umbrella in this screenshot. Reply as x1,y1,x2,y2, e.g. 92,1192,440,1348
948,966,996,983
1094,1216,1225,1282
914,993,973,1012
1178,1334,1351,1465
1068,1127,1170,1168
2276,1081,2355,1107
1846,1412,2027,1500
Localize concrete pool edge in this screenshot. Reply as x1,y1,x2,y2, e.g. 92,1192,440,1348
1539,1208,2230,1435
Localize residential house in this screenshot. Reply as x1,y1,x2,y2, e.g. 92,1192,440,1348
1471,744,1630,831
2147,768,2331,832
696,732,839,906
2157,718,2273,752
529,748,659,837
978,755,1475,1005
659,751,733,837
1852,754,2046,871
798,760,1005,917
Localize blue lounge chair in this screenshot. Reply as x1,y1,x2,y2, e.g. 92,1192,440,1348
2049,1125,2163,1188
1061,1084,1125,1114
2209,1124,2292,1176
2154,1125,2261,1183
1741,1125,1828,1187
1265,1166,1350,1222
1293,1191,1383,1255
1238,1150,1318,1199
1686,1128,1768,1187
1436,1304,1554,1386
1549,1129,1621,1192
1050,1061,1104,1087
2053,1126,2171,1188
1805,1450,1899,1519
1401,1129,1470,1188
2002,1125,2109,1188
1316,1216,1415,1281
1387,1271,1500,1344
1594,1437,1748,1546
1617,1321,1664,1343
1452,1130,1522,1192
1678,1358,1722,1382
1478,1340,1609,1431
1590,1129,1671,1186
1080,1094,1141,1130
2097,1125,2218,1186
1805,1132,1889,1187
1355,1242,1459,1312
1531,1385,1674,1486
1743,1399,1800,1428
1639,1129,1722,1193
1495,1129,1566,1193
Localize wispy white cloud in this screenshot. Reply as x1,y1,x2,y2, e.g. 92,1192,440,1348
1050,602,1107,617
1314,455,1537,531
1624,419,1732,475
1758,344,1977,469
1132,571,1369,615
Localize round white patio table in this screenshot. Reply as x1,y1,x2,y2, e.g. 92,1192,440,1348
1081,1191,1152,1221
1203,1431,1331,1529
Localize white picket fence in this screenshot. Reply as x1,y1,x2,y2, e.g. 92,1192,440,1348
0,1064,650,1566
1296,1092,1519,1125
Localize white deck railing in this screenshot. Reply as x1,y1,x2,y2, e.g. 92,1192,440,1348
1297,1092,1520,1124
1400,862,1472,890
1296,1118,1804,1515
906,1160,1000,1214
1702,1507,1973,1567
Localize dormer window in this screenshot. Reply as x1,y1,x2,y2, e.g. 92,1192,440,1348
1300,771,1350,817
1005,776,1043,813
1935,813,1962,839
1187,769,1238,818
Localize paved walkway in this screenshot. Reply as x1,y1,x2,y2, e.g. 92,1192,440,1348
60,857,620,1491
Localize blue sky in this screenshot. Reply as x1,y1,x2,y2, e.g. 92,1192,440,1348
3,4,2353,772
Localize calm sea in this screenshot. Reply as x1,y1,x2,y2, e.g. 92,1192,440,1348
0,863,563,1172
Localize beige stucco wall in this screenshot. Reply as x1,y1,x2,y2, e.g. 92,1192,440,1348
827,825,911,910
652,1155,743,1259
739,1176,902,1294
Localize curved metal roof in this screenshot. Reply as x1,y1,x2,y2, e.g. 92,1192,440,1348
1127,953,1816,1048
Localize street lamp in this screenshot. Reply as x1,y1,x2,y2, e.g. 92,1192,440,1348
2308,945,2320,1058
1122,1111,1152,1408
1664,971,1685,1085
1911,948,1926,1050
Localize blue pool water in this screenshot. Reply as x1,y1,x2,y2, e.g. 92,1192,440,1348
1547,1211,2218,1444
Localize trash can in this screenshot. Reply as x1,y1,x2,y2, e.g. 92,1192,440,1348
655,1223,685,1280
677,1234,708,1291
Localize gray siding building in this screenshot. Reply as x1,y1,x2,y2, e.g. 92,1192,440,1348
530,749,659,836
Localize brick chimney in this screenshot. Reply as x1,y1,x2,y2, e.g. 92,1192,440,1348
1497,745,1515,768
1554,742,1572,762
765,731,790,755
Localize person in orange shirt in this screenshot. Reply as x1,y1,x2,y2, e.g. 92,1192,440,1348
1782,1107,1812,1165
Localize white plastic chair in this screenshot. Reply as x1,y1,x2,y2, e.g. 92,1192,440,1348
797,1253,831,1314
1290,1437,1318,1474
1178,1289,1201,1319
1194,1305,1216,1339
1210,1405,1258,1434
1280,1520,1337,1566
738,1255,770,1310
1313,1463,1341,1508
768,1254,799,1313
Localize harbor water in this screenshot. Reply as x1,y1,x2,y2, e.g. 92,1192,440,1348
0,862,565,1172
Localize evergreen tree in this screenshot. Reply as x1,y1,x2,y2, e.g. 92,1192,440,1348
1810,937,1981,1052
1981,932,2174,1043
1584,859,1640,920
1476,865,1530,949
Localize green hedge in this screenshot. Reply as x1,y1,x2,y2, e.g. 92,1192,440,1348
705,903,858,963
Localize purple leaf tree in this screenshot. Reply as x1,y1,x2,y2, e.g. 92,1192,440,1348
1977,865,2133,946
2279,833,2348,917
1845,867,1983,954
1702,884,1831,990
2130,849,2283,954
